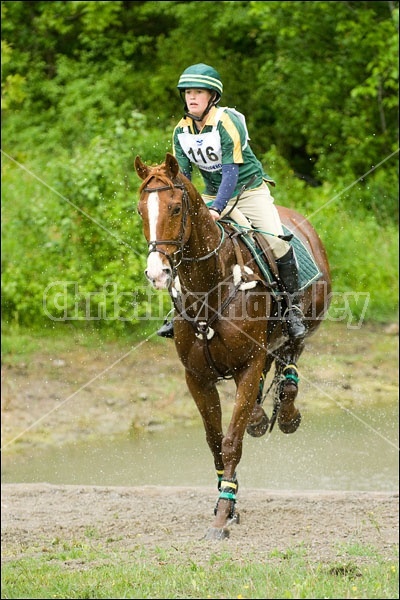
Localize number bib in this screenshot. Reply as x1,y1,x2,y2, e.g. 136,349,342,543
177,130,222,172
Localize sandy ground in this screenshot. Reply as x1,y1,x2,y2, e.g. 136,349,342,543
1,322,399,563
1,484,398,564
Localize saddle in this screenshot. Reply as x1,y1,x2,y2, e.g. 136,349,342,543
220,208,321,293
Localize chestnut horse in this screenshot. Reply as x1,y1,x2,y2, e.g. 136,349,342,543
135,152,331,540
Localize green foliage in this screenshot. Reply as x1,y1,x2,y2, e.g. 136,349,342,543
314,202,398,324
1,0,398,329
250,1,399,194
261,146,399,323
1,113,173,330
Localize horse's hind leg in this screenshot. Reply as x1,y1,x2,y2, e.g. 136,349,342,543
246,354,274,438
274,338,305,434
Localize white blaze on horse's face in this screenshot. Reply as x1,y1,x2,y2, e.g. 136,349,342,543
145,191,172,290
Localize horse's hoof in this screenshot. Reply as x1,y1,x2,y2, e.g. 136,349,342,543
246,404,269,437
246,412,269,437
278,411,301,434
203,527,230,540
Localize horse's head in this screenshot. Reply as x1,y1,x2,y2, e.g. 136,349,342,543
135,153,192,290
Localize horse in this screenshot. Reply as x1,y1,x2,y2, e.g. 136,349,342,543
135,152,332,540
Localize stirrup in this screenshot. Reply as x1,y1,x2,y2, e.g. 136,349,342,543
156,319,174,338
285,306,306,339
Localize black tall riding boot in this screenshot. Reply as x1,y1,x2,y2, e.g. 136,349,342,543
276,247,306,339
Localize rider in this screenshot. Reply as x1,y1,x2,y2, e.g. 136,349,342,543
157,63,306,340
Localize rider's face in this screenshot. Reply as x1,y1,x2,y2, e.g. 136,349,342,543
185,88,213,119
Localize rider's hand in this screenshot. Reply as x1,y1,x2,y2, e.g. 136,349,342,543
209,209,221,221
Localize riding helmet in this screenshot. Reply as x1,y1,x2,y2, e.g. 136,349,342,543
177,64,223,121
177,63,223,99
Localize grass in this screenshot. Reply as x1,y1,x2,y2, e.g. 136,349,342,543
0,319,159,366
1,541,398,599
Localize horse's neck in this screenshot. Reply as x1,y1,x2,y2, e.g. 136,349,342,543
186,189,220,254
179,197,224,290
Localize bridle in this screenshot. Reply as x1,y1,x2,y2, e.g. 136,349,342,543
141,177,225,272
140,173,255,379
142,180,189,271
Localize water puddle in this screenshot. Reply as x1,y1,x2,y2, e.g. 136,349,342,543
2,402,398,491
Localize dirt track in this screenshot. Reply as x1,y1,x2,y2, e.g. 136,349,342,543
1,322,399,563
1,484,398,564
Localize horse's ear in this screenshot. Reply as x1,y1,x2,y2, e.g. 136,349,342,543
165,152,180,179
134,155,149,180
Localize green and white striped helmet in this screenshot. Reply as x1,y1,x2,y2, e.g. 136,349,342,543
177,63,223,98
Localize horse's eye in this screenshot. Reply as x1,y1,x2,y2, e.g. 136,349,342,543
171,205,181,216
137,207,142,217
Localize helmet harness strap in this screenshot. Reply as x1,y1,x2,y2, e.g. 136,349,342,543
180,90,220,122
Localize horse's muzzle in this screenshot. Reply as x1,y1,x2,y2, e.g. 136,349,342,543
145,252,173,289
145,269,172,290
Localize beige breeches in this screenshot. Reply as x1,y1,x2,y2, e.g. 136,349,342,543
205,182,290,259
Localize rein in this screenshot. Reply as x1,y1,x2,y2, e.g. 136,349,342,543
181,222,225,263
141,178,225,266
140,173,251,381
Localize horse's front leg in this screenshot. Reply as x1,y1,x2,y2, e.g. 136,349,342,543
184,370,224,477
209,361,263,537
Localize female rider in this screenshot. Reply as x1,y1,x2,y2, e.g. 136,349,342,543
157,63,305,340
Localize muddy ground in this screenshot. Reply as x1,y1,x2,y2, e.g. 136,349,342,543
1,322,399,563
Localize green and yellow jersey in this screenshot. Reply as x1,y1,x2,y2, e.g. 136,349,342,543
172,105,274,198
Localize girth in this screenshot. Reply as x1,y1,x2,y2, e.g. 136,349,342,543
172,226,273,381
